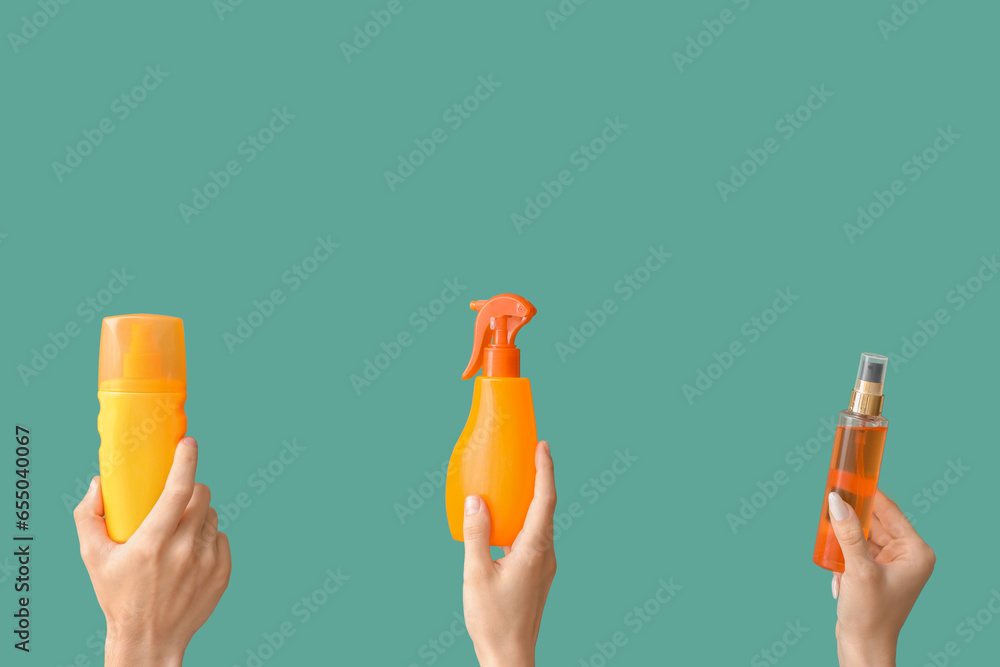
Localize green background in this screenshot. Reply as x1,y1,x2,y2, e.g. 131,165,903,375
3,0,998,664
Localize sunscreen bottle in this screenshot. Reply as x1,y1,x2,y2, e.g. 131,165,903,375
446,294,538,546
814,353,889,572
98,314,187,543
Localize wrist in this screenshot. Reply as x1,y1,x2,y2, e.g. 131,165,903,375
475,644,534,667
105,627,186,667
836,633,896,667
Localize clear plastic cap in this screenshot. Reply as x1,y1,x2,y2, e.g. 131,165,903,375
856,352,888,388
99,315,186,392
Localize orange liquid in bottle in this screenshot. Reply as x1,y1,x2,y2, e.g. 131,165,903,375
813,425,887,572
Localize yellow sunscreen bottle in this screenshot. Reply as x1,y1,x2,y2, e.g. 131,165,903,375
97,314,187,543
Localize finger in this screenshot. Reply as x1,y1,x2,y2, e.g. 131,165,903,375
873,490,919,540
177,483,212,542
867,513,891,549
200,507,219,547
137,437,199,540
463,495,494,579
827,492,874,569
501,546,512,557
216,532,233,590
517,441,557,553
874,539,909,564
73,477,113,561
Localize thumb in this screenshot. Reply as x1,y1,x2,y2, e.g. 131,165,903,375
73,477,112,562
463,495,493,579
828,492,873,568
137,437,198,540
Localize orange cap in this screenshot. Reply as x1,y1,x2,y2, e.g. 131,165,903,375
98,315,186,393
461,294,536,380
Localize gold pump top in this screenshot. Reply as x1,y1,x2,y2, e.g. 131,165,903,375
848,352,886,416
98,315,186,393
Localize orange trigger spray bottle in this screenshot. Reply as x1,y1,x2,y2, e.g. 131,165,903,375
97,314,187,543
446,294,538,546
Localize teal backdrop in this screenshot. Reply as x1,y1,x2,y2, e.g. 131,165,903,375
2,1,998,665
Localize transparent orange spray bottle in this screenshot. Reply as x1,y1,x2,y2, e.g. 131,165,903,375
814,353,889,572
97,315,187,543
446,294,538,546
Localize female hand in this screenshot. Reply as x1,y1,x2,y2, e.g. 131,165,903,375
74,437,232,666
462,441,557,667
828,489,935,667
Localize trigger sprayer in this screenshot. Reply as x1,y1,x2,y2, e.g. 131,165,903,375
446,294,539,545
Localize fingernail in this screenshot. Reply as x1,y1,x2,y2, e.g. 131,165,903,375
828,492,849,521
180,436,197,448
89,477,98,494
831,574,840,600
465,495,481,516
540,441,550,455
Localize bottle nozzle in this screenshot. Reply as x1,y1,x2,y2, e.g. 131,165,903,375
461,294,536,380
123,321,162,378
99,314,186,392
856,352,887,388
848,352,887,415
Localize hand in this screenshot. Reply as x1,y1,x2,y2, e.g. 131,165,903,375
74,437,232,666
828,490,935,667
462,441,557,667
